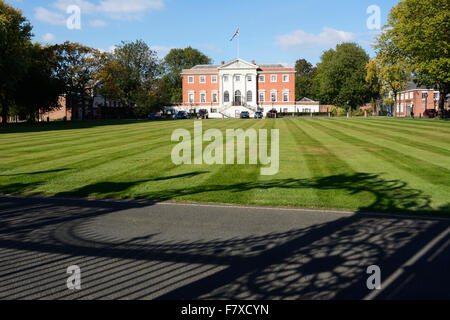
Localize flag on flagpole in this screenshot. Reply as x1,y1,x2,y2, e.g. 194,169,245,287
230,28,239,41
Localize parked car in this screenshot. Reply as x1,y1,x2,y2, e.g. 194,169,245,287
197,109,209,119
176,111,188,119
423,109,437,118
148,112,161,120
254,111,263,119
240,111,250,119
266,109,278,118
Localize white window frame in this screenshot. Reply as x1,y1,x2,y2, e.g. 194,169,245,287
247,76,252,82
246,90,253,102
410,92,413,99
258,75,265,82
271,75,277,83
211,75,217,83
188,91,195,103
271,90,277,102
199,76,206,84
283,91,289,102
211,91,218,103
188,76,194,84
223,75,229,82
200,91,206,103
259,91,265,102
235,75,240,82
282,75,289,82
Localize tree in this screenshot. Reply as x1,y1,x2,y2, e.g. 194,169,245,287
295,59,317,100
15,44,65,121
376,59,409,117
375,0,450,119
315,43,372,115
365,59,382,114
54,42,104,120
163,47,211,103
108,40,159,111
0,1,33,124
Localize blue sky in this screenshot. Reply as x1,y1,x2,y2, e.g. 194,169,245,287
9,0,399,65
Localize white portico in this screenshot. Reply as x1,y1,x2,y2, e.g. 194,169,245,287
219,58,258,117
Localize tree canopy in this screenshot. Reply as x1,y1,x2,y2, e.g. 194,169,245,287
374,0,450,118
314,42,372,112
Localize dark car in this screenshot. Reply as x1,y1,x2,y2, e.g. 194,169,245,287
423,109,437,118
254,111,263,119
240,111,250,119
148,112,161,120
266,109,278,118
197,109,209,119
176,111,188,119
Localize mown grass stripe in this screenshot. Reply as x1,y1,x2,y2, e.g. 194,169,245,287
314,119,450,187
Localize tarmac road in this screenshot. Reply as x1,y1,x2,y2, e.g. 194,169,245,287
0,195,449,300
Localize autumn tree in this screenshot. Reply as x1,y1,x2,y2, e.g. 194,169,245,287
375,0,450,118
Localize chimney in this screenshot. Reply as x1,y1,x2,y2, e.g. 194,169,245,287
221,61,225,65
252,60,256,65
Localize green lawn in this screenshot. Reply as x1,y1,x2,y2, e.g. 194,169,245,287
1,118,449,215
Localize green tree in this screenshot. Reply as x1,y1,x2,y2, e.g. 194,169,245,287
15,43,65,121
377,59,409,117
315,42,372,115
0,1,33,124
109,40,159,111
375,0,450,118
54,42,104,120
163,47,211,103
295,58,317,101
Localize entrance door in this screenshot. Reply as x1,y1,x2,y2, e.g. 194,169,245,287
234,90,241,106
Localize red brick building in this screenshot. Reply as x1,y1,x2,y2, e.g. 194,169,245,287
175,58,297,118
394,81,443,117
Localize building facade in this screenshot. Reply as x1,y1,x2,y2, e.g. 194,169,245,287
175,58,296,118
394,81,442,117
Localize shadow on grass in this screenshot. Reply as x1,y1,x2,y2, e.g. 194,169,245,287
0,119,148,134
0,168,71,177
51,172,448,216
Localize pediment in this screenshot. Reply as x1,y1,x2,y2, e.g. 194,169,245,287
219,58,258,70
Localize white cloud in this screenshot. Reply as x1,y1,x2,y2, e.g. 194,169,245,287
43,33,57,43
51,0,164,20
150,45,174,58
90,19,108,27
34,7,66,25
276,27,355,49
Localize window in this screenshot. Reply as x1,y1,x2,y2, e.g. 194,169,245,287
212,92,218,103
247,90,252,102
271,91,277,102
302,108,311,113
188,92,194,103
422,92,428,99
224,91,230,103
224,75,229,82
410,92,413,99
259,91,265,102
434,93,438,100
211,108,217,113
271,75,277,83
283,91,289,102
235,90,242,105
200,92,206,103
211,75,217,83
282,75,289,82
235,75,240,82
188,76,194,84
247,76,252,82
258,75,265,82
200,76,206,83
401,93,404,100
283,108,288,113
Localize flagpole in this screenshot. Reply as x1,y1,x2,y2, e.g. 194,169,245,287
237,34,240,58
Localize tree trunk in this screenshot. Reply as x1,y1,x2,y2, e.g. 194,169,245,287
1,103,8,124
